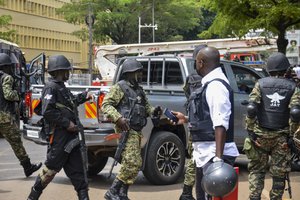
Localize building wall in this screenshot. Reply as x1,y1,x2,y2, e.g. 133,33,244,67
0,0,89,67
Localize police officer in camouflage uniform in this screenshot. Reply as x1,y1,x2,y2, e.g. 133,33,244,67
102,59,162,200
179,44,207,200
0,53,42,177
244,52,300,200
27,55,92,200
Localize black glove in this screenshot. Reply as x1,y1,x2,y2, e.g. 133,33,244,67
152,106,162,127
287,137,300,155
248,130,257,142
116,117,130,132
67,121,79,133
153,106,162,118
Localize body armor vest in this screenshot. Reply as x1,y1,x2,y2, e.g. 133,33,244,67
116,80,147,131
257,77,296,130
188,78,234,142
43,81,77,125
0,72,16,114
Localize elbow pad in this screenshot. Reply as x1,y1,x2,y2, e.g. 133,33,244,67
290,105,300,122
247,102,257,118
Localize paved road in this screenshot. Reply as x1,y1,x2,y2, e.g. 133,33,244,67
0,137,299,200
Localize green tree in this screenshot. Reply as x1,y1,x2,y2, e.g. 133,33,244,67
199,0,300,54
0,0,15,41
57,0,202,44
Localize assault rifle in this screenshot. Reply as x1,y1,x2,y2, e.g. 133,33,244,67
72,96,89,184
286,173,292,199
107,99,137,178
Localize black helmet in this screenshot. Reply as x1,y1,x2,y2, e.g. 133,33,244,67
0,53,12,67
121,59,143,75
193,44,208,60
201,162,238,197
267,52,290,73
47,55,72,72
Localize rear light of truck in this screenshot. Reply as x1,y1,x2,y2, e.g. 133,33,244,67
96,92,111,123
25,91,33,118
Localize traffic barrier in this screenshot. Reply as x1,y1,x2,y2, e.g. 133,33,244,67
213,167,239,200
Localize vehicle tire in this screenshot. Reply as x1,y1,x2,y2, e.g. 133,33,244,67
291,152,300,171
143,131,185,185
87,150,108,176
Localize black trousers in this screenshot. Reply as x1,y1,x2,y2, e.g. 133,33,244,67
45,128,88,192
195,155,236,200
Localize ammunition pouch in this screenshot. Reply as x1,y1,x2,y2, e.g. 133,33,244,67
243,137,259,160
64,137,80,153
129,104,147,131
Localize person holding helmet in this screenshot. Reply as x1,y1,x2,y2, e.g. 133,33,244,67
0,53,42,177
102,59,162,200
180,44,207,200
27,55,92,200
244,52,300,200
170,46,239,200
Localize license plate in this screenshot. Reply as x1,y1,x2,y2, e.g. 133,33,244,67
27,130,39,138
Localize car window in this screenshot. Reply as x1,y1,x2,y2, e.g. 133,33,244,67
140,60,163,85
140,60,183,86
164,61,183,85
232,65,260,94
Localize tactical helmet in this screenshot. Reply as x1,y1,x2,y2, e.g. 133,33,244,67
201,162,238,197
193,44,208,60
47,55,72,72
121,59,143,75
267,52,290,73
0,53,12,67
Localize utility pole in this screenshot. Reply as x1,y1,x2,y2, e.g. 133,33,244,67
85,3,95,85
152,0,155,42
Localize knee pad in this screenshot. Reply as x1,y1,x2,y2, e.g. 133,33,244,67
39,166,58,187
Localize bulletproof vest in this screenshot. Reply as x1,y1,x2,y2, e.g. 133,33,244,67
116,80,147,131
184,73,203,98
188,78,234,142
43,80,77,125
0,72,16,114
257,77,296,130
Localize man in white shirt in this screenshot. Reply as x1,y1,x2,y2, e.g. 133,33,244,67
172,46,239,200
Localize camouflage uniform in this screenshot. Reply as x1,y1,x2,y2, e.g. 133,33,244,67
0,71,41,178
183,139,196,186
244,82,300,200
102,82,154,184
0,74,28,162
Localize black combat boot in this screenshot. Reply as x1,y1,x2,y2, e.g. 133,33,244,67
77,189,90,200
104,178,123,200
20,158,42,177
27,176,44,200
179,184,195,200
119,184,130,200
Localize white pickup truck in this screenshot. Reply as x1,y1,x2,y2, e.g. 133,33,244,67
26,53,299,185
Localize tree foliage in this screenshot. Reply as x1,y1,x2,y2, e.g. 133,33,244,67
57,0,202,44
199,0,300,54
0,0,15,41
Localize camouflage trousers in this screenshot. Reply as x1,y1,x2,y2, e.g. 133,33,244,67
247,135,291,200
184,139,195,186
0,122,28,162
117,132,142,185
